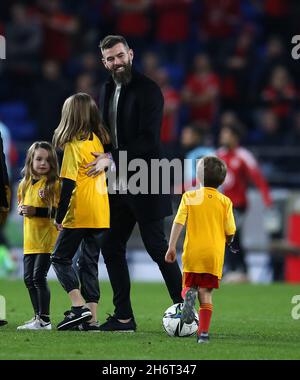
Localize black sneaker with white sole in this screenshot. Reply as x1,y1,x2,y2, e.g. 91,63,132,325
72,321,101,331
181,288,197,324
57,307,92,331
99,315,136,332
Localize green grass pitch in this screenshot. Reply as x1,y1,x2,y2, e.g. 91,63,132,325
0,279,300,360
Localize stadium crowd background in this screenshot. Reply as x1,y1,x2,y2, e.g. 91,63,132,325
1,0,300,282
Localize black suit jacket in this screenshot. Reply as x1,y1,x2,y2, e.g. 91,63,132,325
100,69,172,222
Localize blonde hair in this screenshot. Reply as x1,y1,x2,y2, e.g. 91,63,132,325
53,92,110,149
19,141,59,212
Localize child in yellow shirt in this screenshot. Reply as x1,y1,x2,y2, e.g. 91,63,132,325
17,141,60,330
165,156,236,343
52,92,110,331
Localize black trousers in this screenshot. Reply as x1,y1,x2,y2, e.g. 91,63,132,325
51,228,104,303
101,195,183,319
23,254,51,316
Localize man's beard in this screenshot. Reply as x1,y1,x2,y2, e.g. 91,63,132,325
111,62,132,85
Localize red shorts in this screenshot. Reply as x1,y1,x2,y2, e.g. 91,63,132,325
183,272,219,289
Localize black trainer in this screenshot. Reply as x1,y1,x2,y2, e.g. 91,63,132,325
99,315,137,332
0,319,8,327
181,288,197,324
57,307,92,331
197,332,210,344
72,321,101,331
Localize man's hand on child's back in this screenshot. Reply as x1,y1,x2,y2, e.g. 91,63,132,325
85,152,111,177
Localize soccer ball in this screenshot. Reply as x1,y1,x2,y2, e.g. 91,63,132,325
162,303,198,337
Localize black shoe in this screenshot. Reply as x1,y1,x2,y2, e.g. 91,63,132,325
181,288,197,324
197,332,209,344
72,321,101,331
99,315,136,332
57,307,92,331
0,319,8,327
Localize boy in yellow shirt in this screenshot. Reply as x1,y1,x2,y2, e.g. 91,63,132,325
165,156,236,343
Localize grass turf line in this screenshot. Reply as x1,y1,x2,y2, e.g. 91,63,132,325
0,280,300,360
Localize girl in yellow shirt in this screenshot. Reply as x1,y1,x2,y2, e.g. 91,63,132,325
52,92,111,331
165,156,236,344
17,141,60,330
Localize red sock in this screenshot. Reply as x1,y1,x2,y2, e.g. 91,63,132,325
198,303,213,335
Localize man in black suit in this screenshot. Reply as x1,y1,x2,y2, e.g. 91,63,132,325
0,131,10,327
87,35,183,331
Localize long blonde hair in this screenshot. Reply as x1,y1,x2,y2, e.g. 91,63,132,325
19,141,59,211
53,92,110,149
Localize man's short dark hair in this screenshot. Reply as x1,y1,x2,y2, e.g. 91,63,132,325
197,156,227,188
99,35,130,54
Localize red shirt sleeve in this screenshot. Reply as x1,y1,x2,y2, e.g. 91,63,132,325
241,149,272,207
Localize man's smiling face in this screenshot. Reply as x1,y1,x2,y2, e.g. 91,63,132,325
102,42,133,84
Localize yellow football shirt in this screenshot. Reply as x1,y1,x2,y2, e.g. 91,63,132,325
18,176,60,254
60,133,110,229
174,187,236,279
